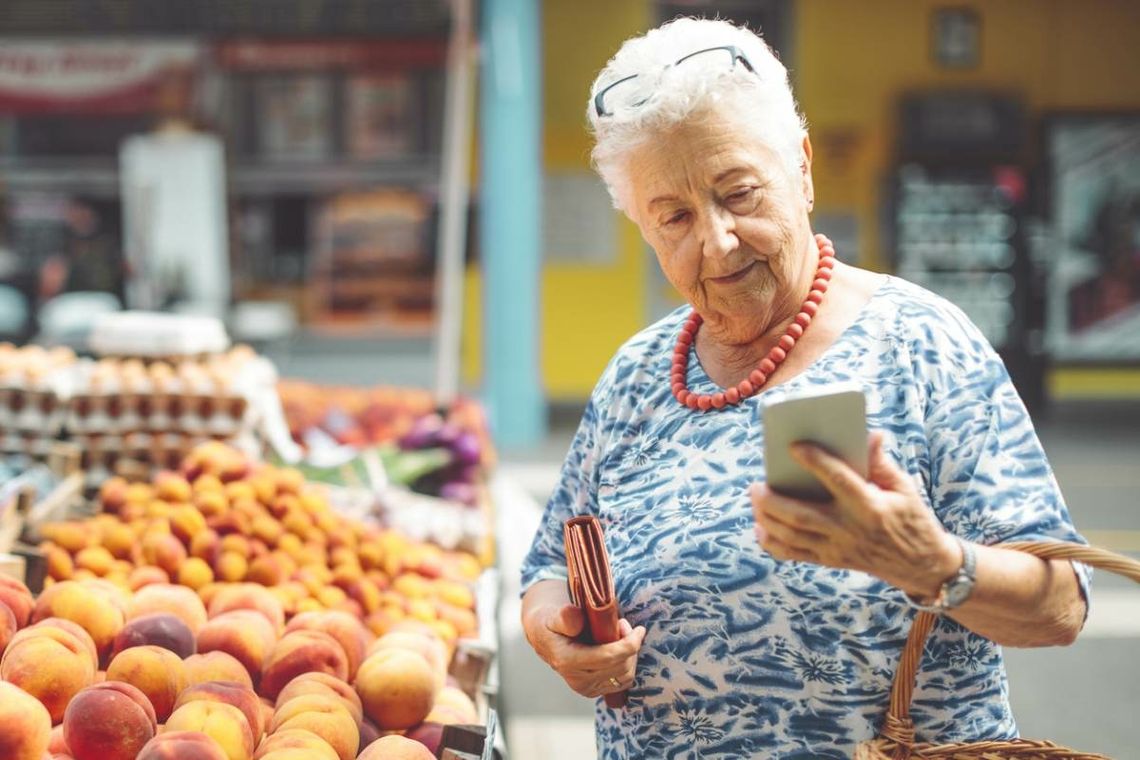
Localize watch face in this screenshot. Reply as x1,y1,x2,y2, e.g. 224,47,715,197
945,579,973,608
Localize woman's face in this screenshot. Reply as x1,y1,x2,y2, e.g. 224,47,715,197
626,109,815,343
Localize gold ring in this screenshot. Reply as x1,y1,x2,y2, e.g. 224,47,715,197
608,677,621,688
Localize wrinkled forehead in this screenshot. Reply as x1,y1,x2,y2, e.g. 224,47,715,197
624,110,790,199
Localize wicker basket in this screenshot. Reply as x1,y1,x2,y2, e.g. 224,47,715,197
854,541,1140,760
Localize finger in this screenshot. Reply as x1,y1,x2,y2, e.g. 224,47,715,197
546,603,585,639
619,618,633,637
758,511,828,553
762,533,820,563
758,490,835,533
789,442,872,505
867,431,909,491
564,627,645,673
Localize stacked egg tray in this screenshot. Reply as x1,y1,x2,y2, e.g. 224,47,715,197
0,344,277,491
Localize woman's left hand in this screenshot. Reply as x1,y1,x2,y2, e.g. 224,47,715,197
750,432,960,599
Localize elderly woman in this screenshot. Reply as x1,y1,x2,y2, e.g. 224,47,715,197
520,17,1089,760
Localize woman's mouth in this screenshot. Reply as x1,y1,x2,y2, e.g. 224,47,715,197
708,261,758,284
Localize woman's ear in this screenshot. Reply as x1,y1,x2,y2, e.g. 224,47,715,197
801,134,815,211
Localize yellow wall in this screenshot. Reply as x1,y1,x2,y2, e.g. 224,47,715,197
463,0,651,399
796,0,1140,272
464,0,1140,400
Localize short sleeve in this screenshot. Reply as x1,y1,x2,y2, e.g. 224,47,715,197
923,329,1092,604
518,390,608,594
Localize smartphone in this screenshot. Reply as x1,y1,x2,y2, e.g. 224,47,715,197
761,382,868,502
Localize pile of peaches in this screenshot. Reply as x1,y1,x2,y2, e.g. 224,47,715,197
0,442,487,760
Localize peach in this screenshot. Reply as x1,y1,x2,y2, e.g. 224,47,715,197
99,476,130,513
155,471,193,504
44,544,75,581
0,681,52,760
101,521,136,560
270,694,358,760
38,521,92,553
252,729,337,760
367,631,448,690
207,584,285,632
357,735,435,760
179,557,215,590
196,609,277,684
130,584,209,634
175,682,265,744
129,566,171,591
137,730,228,760
18,617,99,667
275,672,363,726
171,506,208,545
1,625,97,721
63,682,157,760
191,529,222,565
111,613,196,659
48,724,69,755
404,722,444,755
74,546,114,576
434,686,478,724
284,610,369,679
0,600,15,653
358,717,381,752
142,532,189,577
0,574,35,627
216,552,249,583
258,630,349,701
106,644,188,721
245,555,287,586
195,491,229,518
354,649,437,731
164,701,254,760
184,651,255,691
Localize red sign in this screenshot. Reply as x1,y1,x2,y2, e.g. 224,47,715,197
0,42,200,114
215,39,447,71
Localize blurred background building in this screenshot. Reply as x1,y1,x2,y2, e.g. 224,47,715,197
0,0,1138,756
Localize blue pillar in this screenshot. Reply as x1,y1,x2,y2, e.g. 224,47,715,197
480,0,546,449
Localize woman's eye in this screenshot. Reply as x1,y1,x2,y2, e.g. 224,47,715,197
663,211,689,226
726,187,757,204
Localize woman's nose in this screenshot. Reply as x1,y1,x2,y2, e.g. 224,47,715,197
700,209,738,260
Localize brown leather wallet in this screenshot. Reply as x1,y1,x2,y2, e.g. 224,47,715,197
564,514,628,709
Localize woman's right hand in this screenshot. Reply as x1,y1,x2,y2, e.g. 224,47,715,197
523,599,647,699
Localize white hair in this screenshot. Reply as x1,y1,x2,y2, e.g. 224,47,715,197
588,17,808,212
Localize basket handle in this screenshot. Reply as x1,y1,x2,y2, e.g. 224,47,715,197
879,541,1140,752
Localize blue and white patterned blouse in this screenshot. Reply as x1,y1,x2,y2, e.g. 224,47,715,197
521,276,1091,760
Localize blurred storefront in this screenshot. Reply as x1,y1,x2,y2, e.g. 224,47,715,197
0,0,452,338
1,0,1138,405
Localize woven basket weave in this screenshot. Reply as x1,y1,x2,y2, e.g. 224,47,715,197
854,541,1140,760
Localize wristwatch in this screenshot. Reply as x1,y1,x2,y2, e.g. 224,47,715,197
904,536,977,614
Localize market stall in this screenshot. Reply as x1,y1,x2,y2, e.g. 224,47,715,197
0,315,504,760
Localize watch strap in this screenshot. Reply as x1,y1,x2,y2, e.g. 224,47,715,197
904,536,976,614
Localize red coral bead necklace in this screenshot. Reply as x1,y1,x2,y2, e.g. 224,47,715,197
671,233,836,412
